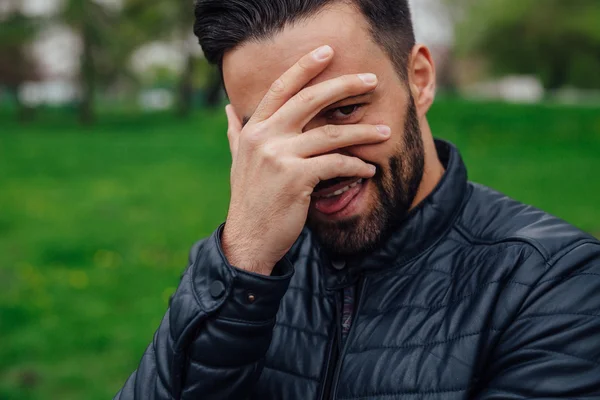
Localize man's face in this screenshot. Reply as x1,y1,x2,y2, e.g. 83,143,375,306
223,4,425,257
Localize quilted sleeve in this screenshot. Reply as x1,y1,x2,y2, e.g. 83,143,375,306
114,226,294,400
476,241,600,399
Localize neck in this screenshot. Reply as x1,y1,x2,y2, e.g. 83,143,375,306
411,118,445,209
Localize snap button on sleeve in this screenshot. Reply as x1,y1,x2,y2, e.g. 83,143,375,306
209,280,226,298
332,260,346,270
247,293,256,303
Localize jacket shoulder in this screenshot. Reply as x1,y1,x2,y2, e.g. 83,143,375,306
456,182,599,264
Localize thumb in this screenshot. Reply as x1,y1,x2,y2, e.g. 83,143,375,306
225,104,242,157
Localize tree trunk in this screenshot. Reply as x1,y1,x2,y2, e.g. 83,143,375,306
8,85,34,123
177,53,194,117
437,48,458,95
205,67,222,109
80,23,95,125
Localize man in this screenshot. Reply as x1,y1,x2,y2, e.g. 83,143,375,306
116,1,600,399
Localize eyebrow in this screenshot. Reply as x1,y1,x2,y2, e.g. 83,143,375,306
241,92,374,128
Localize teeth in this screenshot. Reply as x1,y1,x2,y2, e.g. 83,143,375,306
332,188,347,197
322,179,363,198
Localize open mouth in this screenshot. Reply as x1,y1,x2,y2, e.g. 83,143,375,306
312,177,367,216
314,177,354,193
313,178,363,198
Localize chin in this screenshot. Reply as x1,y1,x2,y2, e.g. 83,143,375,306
307,192,387,257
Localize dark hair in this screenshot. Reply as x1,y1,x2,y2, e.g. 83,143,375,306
193,0,416,80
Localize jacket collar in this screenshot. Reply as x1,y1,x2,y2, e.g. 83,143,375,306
318,139,469,289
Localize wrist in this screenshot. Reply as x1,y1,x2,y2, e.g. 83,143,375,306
221,226,275,276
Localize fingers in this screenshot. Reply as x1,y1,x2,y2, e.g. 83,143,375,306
306,153,377,184
225,104,242,157
271,73,378,130
249,45,334,125
291,124,391,157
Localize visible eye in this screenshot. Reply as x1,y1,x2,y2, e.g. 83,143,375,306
326,104,363,121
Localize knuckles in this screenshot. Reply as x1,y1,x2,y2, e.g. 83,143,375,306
259,142,280,163
244,130,263,147
269,79,286,95
237,122,295,174
333,154,348,169
323,124,342,141
296,89,315,105
240,122,268,147
257,142,290,174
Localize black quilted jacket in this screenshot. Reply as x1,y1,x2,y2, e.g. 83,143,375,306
116,140,600,399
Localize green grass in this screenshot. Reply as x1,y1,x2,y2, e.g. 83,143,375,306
1,100,599,399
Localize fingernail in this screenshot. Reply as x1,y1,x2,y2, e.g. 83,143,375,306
358,73,377,85
370,165,377,174
376,125,391,136
313,45,333,61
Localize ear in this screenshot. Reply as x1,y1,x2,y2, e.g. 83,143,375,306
408,45,436,117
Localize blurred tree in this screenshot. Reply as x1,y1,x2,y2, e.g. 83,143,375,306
0,9,40,121
60,0,180,124
127,0,221,116
175,0,195,117
167,0,222,115
54,0,219,123
60,0,117,125
118,0,178,98
204,65,223,109
455,0,600,89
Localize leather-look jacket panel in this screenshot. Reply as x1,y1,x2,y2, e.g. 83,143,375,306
115,140,600,399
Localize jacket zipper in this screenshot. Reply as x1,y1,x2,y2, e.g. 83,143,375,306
319,290,342,400
321,277,366,399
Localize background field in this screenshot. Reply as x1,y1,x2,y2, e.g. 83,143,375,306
1,99,600,399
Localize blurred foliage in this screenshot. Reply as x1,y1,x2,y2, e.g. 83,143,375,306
60,0,118,124
0,10,40,119
58,0,202,123
1,2,599,399
0,0,217,124
456,0,600,89
3,0,600,123
1,99,600,399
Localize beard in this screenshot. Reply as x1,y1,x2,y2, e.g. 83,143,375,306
306,96,425,258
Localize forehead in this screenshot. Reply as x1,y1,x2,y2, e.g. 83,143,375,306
222,3,394,112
